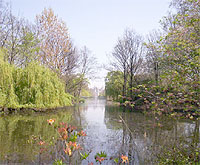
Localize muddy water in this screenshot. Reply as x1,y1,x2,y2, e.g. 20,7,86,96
0,98,199,164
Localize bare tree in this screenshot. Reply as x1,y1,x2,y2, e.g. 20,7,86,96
0,2,39,67
145,30,162,86
79,46,97,77
0,3,22,64
65,46,97,99
111,29,143,100
111,38,129,101
0,1,10,48
76,46,97,98
124,30,143,99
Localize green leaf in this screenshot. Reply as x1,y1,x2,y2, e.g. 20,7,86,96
114,158,119,163
80,152,89,160
69,132,77,142
95,151,107,159
53,159,64,165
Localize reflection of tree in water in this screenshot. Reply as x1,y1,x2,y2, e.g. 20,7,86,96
0,100,199,164
104,105,200,164
0,108,74,164
104,106,141,164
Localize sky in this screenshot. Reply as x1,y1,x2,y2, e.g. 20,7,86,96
8,0,171,89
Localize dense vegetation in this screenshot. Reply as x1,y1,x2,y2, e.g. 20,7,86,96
0,1,96,108
106,0,200,117
0,50,72,108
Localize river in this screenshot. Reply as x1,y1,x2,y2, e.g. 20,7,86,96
0,98,199,164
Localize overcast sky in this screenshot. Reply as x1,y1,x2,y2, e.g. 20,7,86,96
9,0,171,88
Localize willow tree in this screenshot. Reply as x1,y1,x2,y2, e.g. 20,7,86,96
0,50,72,108
15,62,72,108
0,50,19,108
36,8,76,75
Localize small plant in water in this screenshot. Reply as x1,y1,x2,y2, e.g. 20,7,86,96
95,151,107,164
30,119,130,164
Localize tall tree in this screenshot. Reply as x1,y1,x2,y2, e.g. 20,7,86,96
111,36,129,101
124,30,143,99
161,0,200,84
0,2,39,67
36,8,76,75
65,46,97,99
159,0,200,110
111,29,143,100
17,26,40,67
145,30,162,86
77,46,97,97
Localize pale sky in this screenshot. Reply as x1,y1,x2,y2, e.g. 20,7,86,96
9,0,171,88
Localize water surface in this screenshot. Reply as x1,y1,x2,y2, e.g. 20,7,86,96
0,98,199,164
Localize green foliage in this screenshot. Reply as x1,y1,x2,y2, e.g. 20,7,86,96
0,52,19,108
157,147,200,164
17,31,40,67
53,159,64,165
105,71,123,101
80,152,89,160
65,74,89,99
80,88,92,97
114,158,119,163
0,51,72,108
17,62,72,108
95,151,107,158
0,49,4,62
156,0,200,114
95,151,107,163
69,132,78,142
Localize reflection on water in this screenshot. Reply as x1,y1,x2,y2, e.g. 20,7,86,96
0,108,74,164
78,99,131,164
0,98,199,164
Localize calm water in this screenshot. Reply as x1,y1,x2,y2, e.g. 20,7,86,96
0,98,199,164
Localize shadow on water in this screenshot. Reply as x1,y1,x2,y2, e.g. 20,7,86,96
0,98,199,164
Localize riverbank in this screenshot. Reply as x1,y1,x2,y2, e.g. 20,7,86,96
0,106,73,114
105,98,200,119
106,100,120,106
120,102,200,119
